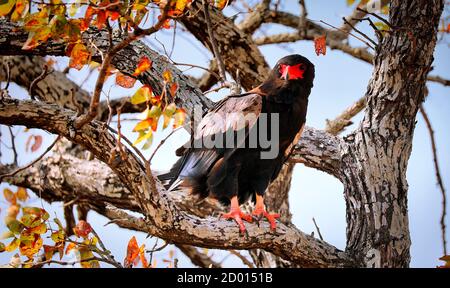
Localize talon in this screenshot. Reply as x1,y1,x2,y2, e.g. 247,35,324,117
221,196,252,233
252,195,280,231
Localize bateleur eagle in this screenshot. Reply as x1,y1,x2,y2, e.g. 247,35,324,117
159,54,315,233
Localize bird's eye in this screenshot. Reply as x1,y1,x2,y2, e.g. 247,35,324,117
299,63,306,70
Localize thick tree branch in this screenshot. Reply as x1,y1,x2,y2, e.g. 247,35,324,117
0,99,355,267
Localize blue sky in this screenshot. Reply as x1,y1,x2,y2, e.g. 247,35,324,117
0,0,449,267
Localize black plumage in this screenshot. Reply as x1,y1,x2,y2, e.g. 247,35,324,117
159,54,314,232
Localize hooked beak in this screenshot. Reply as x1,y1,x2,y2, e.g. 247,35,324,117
280,65,290,80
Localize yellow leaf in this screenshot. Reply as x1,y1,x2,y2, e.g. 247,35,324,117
19,236,43,258
133,119,152,132
68,3,78,17
133,130,153,146
130,85,152,105
16,187,29,202
11,0,29,22
5,237,20,252
163,70,173,83
0,0,16,17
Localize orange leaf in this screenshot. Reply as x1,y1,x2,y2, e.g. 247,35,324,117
133,56,152,76
3,188,16,205
19,234,43,258
314,35,327,56
438,255,450,268
169,82,178,97
158,15,171,29
139,244,149,268
7,205,20,218
73,220,92,238
162,70,173,83
124,236,140,268
116,72,137,88
16,187,29,202
65,242,77,255
69,42,91,70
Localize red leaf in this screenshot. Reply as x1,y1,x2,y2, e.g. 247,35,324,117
73,220,92,238
314,35,327,56
25,135,43,152
116,72,137,88
133,56,152,76
124,236,140,268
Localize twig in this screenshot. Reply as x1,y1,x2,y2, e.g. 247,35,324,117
342,17,377,48
229,250,255,268
318,20,375,50
312,217,324,241
146,241,169,253
202,0,227,83
8,127,17,165
356,7,392,28
32,257,103,268
419,105,447,256
149,126,182,163
29,64,50,101
0,135,60,181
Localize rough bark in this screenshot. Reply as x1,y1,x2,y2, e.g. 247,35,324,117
341,0,444,267
0,0,444,268
0,99,355,267
180,2,270,90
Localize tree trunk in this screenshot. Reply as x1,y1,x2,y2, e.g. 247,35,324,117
341,0,444,267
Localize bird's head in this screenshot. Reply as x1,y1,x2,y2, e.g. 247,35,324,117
273,54,315,86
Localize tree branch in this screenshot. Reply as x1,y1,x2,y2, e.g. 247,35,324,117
0,98,356,267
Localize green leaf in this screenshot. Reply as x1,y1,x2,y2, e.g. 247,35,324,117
6,218,25,234
374,21,390,31
22,207,49,221
0,242,5,252
51,230,65,244
54,218,64,230
20,214,41,228
142,135,153,150
148,105,162,118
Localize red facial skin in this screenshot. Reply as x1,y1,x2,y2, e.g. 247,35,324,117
279,64,305,80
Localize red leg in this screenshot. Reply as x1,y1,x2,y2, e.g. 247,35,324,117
221,196,253,233
252,194,280,230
